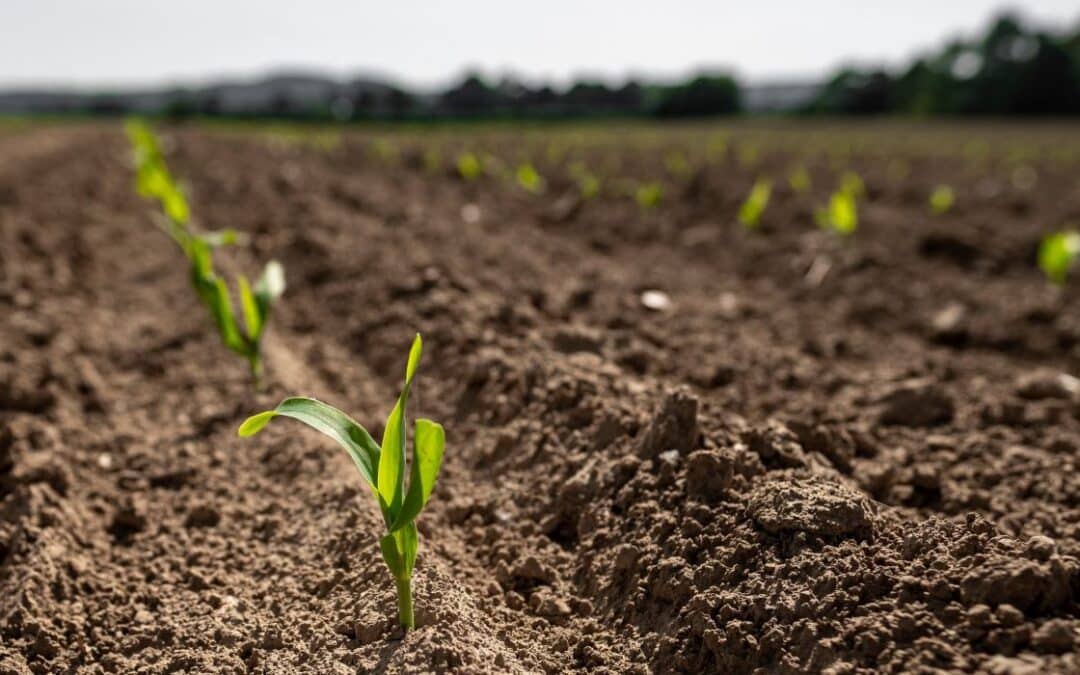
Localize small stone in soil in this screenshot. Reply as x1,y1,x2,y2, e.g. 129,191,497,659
640,290,671,312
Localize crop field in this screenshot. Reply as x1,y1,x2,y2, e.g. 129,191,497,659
3,119,1080,674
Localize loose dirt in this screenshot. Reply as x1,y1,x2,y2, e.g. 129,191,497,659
2,122,1079,673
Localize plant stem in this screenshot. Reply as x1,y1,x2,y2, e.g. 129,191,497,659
249,355,263,392
395,576,414,630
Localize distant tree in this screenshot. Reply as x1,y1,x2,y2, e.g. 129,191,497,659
440,73,500,116
805,69,893,115
652,74,740,117
806,12,1080,116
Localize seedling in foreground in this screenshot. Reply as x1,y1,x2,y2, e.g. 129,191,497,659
238,335,445,630
1038,231,1080,285
738,178,772,230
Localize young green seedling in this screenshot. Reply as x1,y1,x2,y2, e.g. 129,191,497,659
126,119,285,387
788,166,811,195
816,188,858,236
237,335,445,630
738,178,772,230
456,152,482,181
635,182,663,209
1038,230,1080,285
516,163,545,194
664,151,691,181
929,185,955,215
569,162,601,200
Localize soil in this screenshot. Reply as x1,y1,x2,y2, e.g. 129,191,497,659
2,121,1080,674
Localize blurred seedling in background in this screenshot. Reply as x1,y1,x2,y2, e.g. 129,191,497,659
1038,230,1080,285
635,182,664,209
239,335,444,631
738,178,772,230
816,187,859,236
788,166,811,194
664,151,691,181
370,138,400,165
929,185,955,214
126,119,285,387
456,152,483,181
569,162,601,200
706,134,728,162
516,163,546,194
736,143,760,168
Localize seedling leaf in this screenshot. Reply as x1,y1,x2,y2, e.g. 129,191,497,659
238,275,261,339
238,336,443,631
238,397,381,488
378,334,423,522
391,419,445,532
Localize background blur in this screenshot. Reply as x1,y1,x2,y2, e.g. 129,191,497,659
1,1,1078,119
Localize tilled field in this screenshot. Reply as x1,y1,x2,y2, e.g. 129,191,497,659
2,122,1080,674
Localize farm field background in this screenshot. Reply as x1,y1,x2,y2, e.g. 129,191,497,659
2,118,1080,673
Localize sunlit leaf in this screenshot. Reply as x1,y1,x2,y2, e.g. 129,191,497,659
391,419,445,532
238,397,381,489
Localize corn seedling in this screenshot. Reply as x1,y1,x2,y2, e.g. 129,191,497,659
516,163,545,194
736,143,760,168
635,182,663,209
788,166,811,194
569,162,601,200
238,335,445,630
707,134,728,162
370,139,400,165
816,188,858,236
456,152,482,181
929,185,955,215
664,151,691,180
126,119,285,387
1038,231,1080,285
738,178,772,230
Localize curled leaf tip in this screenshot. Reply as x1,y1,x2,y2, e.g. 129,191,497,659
238,410,276,437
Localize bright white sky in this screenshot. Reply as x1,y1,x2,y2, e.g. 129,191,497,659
1,1,1077,89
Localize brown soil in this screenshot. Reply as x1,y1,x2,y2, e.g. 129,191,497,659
2,121,1080,674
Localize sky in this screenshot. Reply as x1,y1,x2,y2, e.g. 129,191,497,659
1,1,1078,90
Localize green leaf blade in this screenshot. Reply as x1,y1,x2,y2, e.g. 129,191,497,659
238,410,277,436
391,419,445,532
237,275,262,340
239,397,381,489
377,334,424,523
